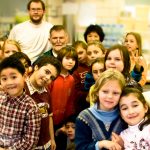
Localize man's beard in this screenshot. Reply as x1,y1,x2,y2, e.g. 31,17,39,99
30,15,43,24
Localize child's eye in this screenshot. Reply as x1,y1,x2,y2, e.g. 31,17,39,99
24,64,29,68
103,90,108,94
1,77,7,81
94,51,98,54
87,52,91,56
130,40,134,43
4,51,10,54
113,92,120,95
12,76,17,79
92,70,98,74
106,57,111,60
50,76,56,81
121,107,128,111
133,104,138,108
45,70,50,75
78,51,83,55
124,39,128,43
115,58,121,61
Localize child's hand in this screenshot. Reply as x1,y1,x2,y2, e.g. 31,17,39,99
55,125,66,136
98,140,122,150
111,132,124,148
132,50,143,72
51,139,56,150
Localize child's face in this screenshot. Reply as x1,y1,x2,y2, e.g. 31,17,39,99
87,45,103,65
20,58,31,76
4,43,19,58
65,122,75,141
32,64,57,88
119,94,148,126
92,62,104,81
124,34,138,53
87,32,100,43
98,80,122,111
76,46,87,64
62,56,75,71
0,68,25,97
105,49,124,73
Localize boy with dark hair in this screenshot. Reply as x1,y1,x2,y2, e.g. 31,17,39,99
24,55,61,150
55,115,76,150
0,56,41,150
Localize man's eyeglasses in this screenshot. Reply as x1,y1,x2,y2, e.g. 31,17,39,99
30,8,43,12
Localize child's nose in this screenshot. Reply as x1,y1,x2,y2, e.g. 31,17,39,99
128,108,134,114
69,59,74,63
110,59,115,64
108,92,113,98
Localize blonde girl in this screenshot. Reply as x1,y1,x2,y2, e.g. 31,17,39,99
2,39,21,58
75,69,127,150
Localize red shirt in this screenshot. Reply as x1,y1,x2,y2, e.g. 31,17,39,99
48,74,75,126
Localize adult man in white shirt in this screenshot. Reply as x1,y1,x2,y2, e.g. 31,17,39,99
9,0,53,63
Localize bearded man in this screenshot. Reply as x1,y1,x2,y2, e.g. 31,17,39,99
9,0,53,63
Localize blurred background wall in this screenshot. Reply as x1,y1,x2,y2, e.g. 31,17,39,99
0,0,150,80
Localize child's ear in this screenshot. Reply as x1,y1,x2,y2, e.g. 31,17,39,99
144,104,149,113
23,73,28,80
34,65,39,71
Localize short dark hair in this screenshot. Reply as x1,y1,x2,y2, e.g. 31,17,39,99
27,0,45,11
11,52,31,67
0,56,25,75
84,24,105,42
32,55,61,76
64,114,77,125
50,25,67,35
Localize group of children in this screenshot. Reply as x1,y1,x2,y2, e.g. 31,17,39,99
72,29,149,149
0,26,149,150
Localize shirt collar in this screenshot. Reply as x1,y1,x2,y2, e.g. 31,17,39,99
0,90,26,104
52,50,58,57
26,77,47,95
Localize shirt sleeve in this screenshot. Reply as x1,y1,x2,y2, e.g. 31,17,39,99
75,117,97,150
8,26,16,40
7,104,41,150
